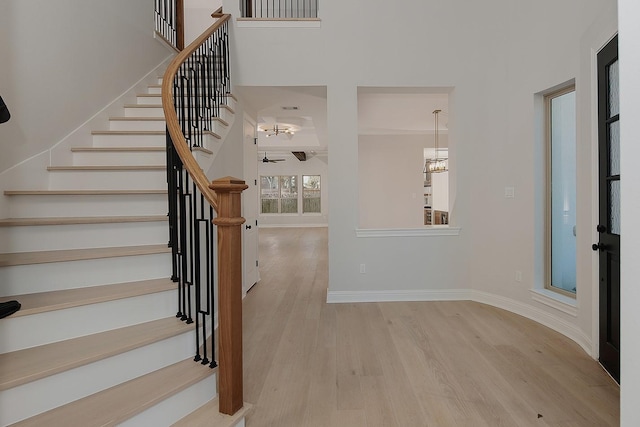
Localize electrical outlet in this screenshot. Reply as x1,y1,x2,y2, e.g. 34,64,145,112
505,186,515,198
360,264,366,274
515,270,523,282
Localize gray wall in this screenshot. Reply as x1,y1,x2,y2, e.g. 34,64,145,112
0,0,169,173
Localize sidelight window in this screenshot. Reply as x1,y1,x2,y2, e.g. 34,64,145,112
545,86,577,296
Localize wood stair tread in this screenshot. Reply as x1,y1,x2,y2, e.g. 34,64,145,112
0,277,175,317
172,398,252,427
0,215,167,227
203,130,222,140
0,244,171,267
4,189,167,196
193,147,214,155
0,314,187,391
47,165,164,171
70,146,165,152
214,116,229,127
109,116,166,121
122,104,163,108
10,358,214,426
91,130,165,135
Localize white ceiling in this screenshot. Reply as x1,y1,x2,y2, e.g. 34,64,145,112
234,86,328,154
235,86,450,157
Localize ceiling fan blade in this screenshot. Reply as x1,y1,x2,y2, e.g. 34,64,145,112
262,153,285,163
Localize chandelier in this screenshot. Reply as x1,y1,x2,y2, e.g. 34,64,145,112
259,124,295,139
426,109,447,173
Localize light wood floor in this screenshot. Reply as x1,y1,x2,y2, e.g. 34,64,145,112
242,228,619,427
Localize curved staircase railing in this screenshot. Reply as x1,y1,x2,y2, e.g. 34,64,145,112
161,10,246,416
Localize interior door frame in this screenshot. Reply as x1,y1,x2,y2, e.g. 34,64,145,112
242,114,260,296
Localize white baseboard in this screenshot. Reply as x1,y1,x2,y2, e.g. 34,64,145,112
326,288,593,356
469,290,593,356
326,289,472,303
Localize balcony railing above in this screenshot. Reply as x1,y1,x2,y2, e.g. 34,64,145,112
240,0,318,18
155,0,184,50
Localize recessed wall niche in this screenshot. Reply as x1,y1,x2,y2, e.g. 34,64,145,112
357,87,450,228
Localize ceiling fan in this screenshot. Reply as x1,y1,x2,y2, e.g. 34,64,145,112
261,125,295,138
262,153,285,163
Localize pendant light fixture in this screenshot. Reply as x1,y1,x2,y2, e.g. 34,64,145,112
427,109,447,173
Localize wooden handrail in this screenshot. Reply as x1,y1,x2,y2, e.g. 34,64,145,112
212,6,224,18
161,14,231,212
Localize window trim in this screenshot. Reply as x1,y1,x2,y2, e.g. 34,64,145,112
302,174,321,214
544,84,577,299
260,175,299,214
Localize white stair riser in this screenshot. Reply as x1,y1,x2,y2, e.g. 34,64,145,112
0,221,168,253
0,253,172,296
124,106,165,117
119,374,217,427
93,133,166,147
137,95,162,105
220,107,233,123
48,169,166,190
225,96,237,111
136,92,235,111
7,194,168,218
194,150,213,171
210,120,227,137
72,150,166,166
147,86,162,95
110,119,166,131
0,331,198,426
202,132,223,152
0,289,176,353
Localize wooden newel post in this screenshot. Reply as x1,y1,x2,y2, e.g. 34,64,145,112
210,176,248,415
176,0,184,50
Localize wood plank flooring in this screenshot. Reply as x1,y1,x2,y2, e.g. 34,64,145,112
243,227,619,427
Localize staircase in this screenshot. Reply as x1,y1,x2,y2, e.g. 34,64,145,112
0,74,249,426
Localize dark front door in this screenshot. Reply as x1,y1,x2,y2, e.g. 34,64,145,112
596,35,620,383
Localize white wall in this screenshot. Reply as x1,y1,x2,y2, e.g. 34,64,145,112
619,0,640,423
257,153,328,227
185,0,223,45
225,0,618,355
208,106,245,182
0,0,170,174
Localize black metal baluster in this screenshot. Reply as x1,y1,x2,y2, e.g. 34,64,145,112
165,10,232,368
209,204,217,368
167,132,179,284
177,166,188,321
193,183,202,362
197,192,209,365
